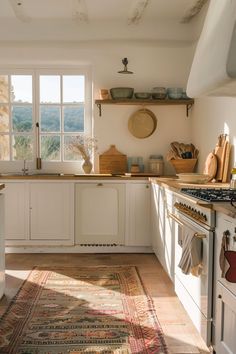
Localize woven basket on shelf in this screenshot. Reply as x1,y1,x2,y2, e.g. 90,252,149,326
170,158,197,173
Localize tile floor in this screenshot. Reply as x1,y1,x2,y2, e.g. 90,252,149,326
0,253,211,354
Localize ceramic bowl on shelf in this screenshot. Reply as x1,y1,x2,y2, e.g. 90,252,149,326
134,92,151,99
110,87,134,99
167,87,183,99
152,87,167,99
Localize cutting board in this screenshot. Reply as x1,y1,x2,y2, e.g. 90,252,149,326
99,145,127,174
222,141,231,182
203,152,217,180
215,134,228,181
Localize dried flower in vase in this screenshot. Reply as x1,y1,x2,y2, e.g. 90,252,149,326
67,134,98,161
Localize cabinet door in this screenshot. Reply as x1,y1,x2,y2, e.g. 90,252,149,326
216,281,236,354
164,189,175,281
126,183,151,246
3,182,29,240
0,194,5,299
151,184,165,266
75,183,125,245
30,182,73,241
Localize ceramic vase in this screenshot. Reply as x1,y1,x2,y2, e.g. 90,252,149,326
82,159,92,174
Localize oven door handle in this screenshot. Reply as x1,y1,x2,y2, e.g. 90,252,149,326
168,212,206,239
168,211,184,226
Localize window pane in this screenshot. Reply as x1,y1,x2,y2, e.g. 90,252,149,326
0,76,9,103
11,75,32,103
64,106,84,132
12,135,33,160
0,105,10,132
63,75,84,103
40,76,60,103
12,105,33,132
0,135,10,160
41,135,60,161
64,135,82,161
40,106,60,132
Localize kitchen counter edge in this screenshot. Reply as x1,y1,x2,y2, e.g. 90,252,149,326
150,177,236,219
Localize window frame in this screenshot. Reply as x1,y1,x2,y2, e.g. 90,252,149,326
0,67,93,173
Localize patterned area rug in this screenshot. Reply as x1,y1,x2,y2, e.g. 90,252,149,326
0,266,168,353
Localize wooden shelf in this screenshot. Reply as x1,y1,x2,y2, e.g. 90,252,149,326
95,98,194,117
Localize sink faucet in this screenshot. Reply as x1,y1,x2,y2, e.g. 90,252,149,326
22,159,29,175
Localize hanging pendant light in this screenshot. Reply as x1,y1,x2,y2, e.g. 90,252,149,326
118,58,134,74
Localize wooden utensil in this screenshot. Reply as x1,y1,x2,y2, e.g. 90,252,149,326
203,152,217,180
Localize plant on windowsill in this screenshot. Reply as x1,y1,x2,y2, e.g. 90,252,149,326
67,134,98,174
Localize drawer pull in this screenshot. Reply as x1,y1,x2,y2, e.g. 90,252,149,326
97,183,103,187
194,232,206,239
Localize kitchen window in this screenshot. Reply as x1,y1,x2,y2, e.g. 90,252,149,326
0,68,92,171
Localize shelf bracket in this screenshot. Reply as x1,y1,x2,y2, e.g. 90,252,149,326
186,103,193,117
97,103,102,117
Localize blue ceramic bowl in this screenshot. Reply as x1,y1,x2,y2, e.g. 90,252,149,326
167,87,183,99
110,87,134,99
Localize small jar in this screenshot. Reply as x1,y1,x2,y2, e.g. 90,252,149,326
148,157,164,175
230,168,236,189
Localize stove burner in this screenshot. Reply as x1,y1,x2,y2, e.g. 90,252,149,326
181,188,236,202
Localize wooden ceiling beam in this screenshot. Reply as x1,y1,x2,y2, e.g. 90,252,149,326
8,0,31,22
181,0,208,23
72,0,89,24
128,0,150,25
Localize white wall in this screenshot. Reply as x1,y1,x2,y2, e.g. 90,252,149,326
0,40,194,174
191,97,236,177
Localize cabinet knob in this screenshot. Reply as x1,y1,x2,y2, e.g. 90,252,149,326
218,294,222,299
146,185,149,189
97,183,103,187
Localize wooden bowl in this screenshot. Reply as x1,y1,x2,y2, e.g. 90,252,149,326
170,158,197,173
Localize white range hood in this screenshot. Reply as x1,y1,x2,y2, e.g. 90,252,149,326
187,0,236,97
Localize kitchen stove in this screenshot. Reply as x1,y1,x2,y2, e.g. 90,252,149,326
181,188,236,202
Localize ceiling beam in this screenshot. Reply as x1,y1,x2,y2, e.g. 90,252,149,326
8,0,31,22
181,0,208,23
72,0,89,24
128,0,150,25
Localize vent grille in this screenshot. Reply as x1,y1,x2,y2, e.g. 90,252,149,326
79,243,118,247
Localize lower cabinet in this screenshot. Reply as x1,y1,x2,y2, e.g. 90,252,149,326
125,182,151,246
4,181,74,246
30,183,74,242
3,182,29,240
0,194,5,299
214,212,236,353
75,182,125,245
151,183,175,281
216,281,236,354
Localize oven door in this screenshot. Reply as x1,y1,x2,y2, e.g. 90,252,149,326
169,211,214,346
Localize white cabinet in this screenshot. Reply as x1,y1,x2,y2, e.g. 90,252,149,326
126,182,151,246
30,183,74,243
75,182,125,245
214,212,236,353
216,281,236,354
151,183,175,281
4,181,74,246
3,182,29,240
0,194,5,299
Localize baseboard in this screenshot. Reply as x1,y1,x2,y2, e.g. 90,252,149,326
5,245,153,254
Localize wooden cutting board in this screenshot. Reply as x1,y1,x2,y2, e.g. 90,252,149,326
222,141,231,182
203,152,217,180
99,145,127,174
215,134,228,181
